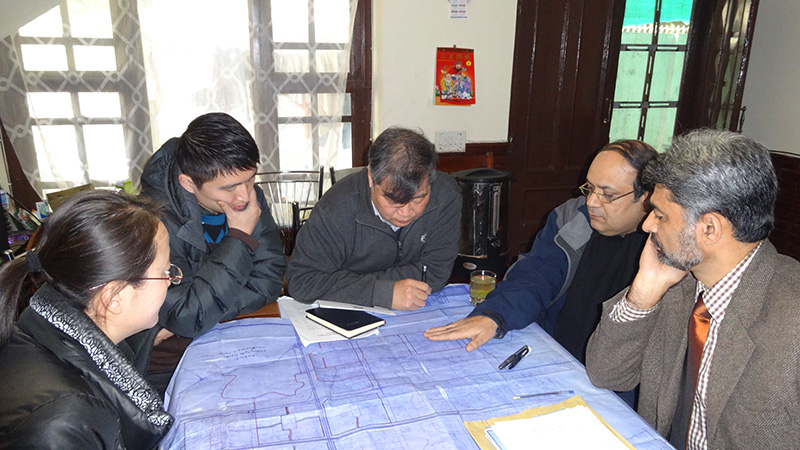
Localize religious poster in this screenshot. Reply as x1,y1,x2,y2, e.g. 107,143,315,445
435,47,475,106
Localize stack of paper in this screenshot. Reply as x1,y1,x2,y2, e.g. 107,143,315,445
485,405,629,450
464,396,634,450
277,296,393,346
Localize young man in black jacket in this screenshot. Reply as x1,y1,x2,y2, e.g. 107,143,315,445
134,112,286,393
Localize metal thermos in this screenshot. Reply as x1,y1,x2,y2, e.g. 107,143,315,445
451,168,511,280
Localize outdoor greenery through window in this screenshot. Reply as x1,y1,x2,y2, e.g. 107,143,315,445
609,0,694,152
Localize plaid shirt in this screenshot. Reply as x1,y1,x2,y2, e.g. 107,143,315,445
612,242,762,450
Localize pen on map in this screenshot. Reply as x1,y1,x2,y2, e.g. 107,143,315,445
513,390,575,399
498,345,530,370
421,264,428,283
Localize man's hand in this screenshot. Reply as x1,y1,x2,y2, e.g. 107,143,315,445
627,235,690,309
424,316,498,352
391,279,431,310
218,187,261,235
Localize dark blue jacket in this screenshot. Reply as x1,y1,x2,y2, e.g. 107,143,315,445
470,197,592,337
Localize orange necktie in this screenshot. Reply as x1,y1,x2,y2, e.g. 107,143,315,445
687,292,711,388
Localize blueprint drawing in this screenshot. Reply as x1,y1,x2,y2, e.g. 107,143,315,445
161,285,671,449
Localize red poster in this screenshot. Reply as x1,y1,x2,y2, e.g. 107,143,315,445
435,47,475,106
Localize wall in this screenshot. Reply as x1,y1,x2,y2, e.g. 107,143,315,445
741,1,800,154
372,0,517,143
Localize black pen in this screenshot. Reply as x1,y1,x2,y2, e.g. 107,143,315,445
498,345,530,370
421,264,428,283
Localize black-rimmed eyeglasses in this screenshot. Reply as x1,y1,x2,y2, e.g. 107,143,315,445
578,183,634,204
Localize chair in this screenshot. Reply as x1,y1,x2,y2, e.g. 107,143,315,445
331,166,366,185
256,167,330,255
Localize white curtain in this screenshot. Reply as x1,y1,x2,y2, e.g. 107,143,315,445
0,0,356,195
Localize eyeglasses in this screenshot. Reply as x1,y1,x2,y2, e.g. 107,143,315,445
134,264,183,285
88,264,183,292
578,183,634,204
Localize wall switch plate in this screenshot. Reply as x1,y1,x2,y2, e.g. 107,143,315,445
435,131,467,153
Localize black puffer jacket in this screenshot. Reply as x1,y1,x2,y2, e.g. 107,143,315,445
138,138,286,338
0,284,172,449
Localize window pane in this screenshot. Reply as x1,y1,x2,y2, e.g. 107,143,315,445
278,94,311,117
314,0,350,43
74,45,117,71
613,51,647,102
622,0,693,44
643,108,677,152
84,124,128,181
279,123,312,170
33,125,82,182
315,49,347,73
18,6,63,37
274,50,310,73
317,93,349,116
658,23,690,45
318,122,352,169
649,51,685,101
78,92,122,117
28,92,73,119
21,45,68,71
608,108,641,142
271,0,309,43
68,0,113,38
138,0,252,142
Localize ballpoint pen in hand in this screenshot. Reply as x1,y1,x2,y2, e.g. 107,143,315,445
498,345,530,370
421,264,428,283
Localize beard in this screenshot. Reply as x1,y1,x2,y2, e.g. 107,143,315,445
650,226,702,271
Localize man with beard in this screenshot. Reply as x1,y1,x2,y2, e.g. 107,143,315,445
586,129,800,449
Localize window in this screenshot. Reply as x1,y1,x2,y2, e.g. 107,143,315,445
1,0,370,196
608,0,694,151
14,0,148,192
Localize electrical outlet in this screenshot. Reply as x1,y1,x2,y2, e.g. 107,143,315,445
434,131,467,153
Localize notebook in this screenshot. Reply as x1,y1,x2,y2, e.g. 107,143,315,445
305,307,386,338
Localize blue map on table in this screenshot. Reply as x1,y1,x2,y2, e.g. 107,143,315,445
160,285,671,449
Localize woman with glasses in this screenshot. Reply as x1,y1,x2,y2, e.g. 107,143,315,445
0,190,177,449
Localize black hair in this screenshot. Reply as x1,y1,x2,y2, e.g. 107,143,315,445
368,127,438,204
597,139,658,201
175,112,260,187
0,190,163,348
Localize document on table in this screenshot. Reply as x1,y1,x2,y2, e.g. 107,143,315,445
277,296,392,346
486,405,629,450
465,396,634,450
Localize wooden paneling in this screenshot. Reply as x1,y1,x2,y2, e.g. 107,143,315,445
770,152,800,261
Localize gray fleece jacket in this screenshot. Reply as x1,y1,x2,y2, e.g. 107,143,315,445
286,169,461,309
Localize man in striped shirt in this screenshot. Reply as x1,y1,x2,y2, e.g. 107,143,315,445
586,129,800,449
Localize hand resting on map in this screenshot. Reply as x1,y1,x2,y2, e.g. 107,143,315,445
423,315,498,352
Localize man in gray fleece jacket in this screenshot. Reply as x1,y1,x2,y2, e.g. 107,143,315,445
287,127,461,310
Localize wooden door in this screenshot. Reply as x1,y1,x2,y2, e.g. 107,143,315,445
676,0,759,133
506,0,626,255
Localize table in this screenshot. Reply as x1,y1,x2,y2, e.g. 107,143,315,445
161,285,673,449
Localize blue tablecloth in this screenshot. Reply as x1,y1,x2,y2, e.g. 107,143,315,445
161,285,672,449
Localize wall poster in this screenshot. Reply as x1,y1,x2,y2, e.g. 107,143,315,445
435,47,475,106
